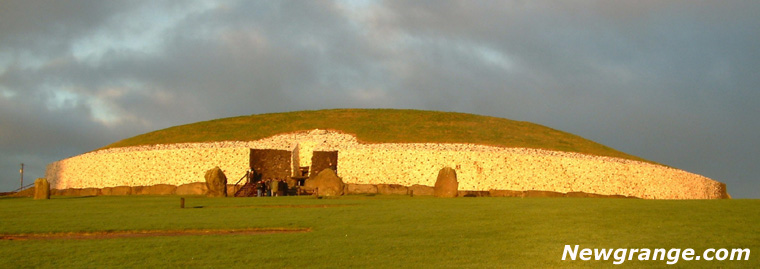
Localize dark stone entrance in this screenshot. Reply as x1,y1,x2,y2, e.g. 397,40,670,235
249,149,292,181
310,151,338,178
241,149,339,196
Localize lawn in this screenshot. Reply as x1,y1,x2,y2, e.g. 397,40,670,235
1,195,757,268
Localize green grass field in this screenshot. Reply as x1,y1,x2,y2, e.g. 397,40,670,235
1,195,757,268
103,109,651,163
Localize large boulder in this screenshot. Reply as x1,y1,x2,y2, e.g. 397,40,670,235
304,168,344,196
204,167,228,197
176,182,208,196
377,184,408,195
434,167,458,198
34,178,50,200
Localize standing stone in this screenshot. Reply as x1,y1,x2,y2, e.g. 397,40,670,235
205,167,228,197
34,178,50,200
304,168,344,196
434,167,458,198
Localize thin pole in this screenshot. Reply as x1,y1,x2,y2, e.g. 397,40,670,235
20,163,24,189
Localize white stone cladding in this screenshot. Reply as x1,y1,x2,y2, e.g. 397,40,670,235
45,130,725,199
296,141,317,169
337,144,724,199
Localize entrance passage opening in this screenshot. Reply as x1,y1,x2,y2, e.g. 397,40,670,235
235,148,339,197
310,151,338,178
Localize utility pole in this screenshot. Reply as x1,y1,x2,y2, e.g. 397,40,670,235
20,163,24,189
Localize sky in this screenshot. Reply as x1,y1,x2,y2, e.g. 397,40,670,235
1,0,758,198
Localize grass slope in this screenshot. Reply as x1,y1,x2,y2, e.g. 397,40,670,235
1,196,757,267
105,109,648,162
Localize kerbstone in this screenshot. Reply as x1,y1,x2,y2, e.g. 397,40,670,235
139,184,177,195
408,184,434,196
176,182,207,196
377,184,408,195
347,184,378,194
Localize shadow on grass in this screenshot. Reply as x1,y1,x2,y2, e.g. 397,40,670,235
1,195,98,200
1,227,312,241
188,204,359,209
55,195,98,199
0,196,28,200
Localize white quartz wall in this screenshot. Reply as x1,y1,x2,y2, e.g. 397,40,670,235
46,147,250,188
46,130,356,189
45,130,725,199
337,144,724,199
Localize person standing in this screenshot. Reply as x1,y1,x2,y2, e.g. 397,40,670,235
246,167,255,184
256,180,264,197
271,178,279,197
279,179,287,196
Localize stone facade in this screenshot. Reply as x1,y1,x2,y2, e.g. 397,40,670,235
45,130,727,199
338,143,726,199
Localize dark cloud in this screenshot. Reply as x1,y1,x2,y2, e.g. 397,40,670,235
1,1,758,197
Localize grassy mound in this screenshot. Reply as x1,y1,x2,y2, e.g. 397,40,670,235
104,109,648,162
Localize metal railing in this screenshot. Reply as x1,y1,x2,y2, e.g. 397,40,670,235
12,183,35,193
233,173,250,197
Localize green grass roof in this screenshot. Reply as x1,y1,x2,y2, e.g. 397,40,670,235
103,109,650,163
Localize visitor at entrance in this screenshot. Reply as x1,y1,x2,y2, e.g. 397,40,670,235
256,180,264,197
278,179,287,196
271,179,279,197
246,167,255,184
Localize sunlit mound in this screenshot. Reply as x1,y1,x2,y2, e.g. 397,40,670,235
46,109,728,199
